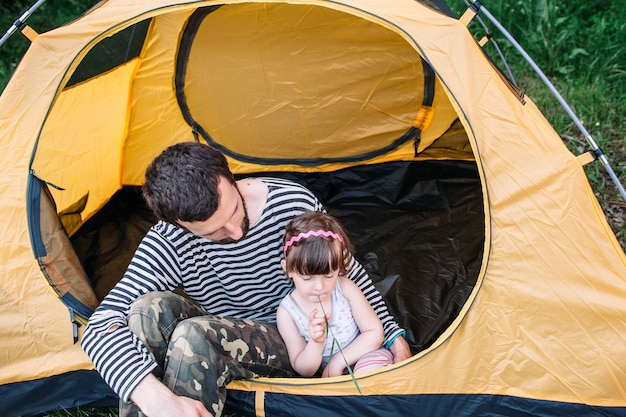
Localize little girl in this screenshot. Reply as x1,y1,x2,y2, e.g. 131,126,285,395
276,211,393,377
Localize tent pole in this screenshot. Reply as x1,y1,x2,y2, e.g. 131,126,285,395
0,0,47,48
465,1,626,202
460,1,518,87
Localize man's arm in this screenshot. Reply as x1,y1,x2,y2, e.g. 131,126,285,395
345,255,412,362
81,227,182,402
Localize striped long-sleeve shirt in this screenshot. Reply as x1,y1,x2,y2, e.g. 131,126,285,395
81,177,403,401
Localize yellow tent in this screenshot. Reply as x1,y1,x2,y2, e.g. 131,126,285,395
0,0,624,416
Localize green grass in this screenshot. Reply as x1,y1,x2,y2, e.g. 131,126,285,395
0,0,100,91
42,407,117,417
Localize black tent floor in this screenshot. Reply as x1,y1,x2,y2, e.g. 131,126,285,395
0,370,117,417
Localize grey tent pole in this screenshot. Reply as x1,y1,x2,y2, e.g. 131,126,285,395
465,1,626,202
0,0,47,48
461,0,518,87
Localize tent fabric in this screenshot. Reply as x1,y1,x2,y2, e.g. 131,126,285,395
175,5,455,165
0,0,625,416
35,179,99,320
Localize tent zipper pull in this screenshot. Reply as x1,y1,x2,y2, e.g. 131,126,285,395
413,129,422,157
69,307,80,344
29,169,65,190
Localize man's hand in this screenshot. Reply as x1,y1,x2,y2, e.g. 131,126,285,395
389,336,412,363
130,374,214,417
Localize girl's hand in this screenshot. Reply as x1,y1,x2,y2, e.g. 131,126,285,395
308,308,330,344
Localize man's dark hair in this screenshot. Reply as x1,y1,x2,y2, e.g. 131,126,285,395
142,142,235,225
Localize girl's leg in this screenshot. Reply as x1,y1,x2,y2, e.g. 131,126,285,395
352,348,394,374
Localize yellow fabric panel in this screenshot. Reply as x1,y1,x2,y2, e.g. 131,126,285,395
0,152,95,385
418,78,459,152
122,10,198,185
39,183,98,310
0,19,99,385
120,4,461,182
32,59,139,222
179,3,458,166
185,3,423,160
0,265,94,384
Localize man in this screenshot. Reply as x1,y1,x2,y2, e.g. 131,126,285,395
82,142,410,417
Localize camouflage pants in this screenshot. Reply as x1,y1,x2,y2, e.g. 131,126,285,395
120,291,295,417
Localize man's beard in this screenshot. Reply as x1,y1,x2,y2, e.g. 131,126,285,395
218,186,250,244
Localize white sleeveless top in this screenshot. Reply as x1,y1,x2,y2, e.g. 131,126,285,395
280,279,360,367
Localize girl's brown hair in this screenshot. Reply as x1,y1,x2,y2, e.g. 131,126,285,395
282,211,353,276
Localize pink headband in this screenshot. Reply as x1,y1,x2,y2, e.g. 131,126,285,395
283,230,344,258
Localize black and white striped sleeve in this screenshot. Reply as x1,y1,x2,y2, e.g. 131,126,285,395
346,256,404,345
81,230,181,401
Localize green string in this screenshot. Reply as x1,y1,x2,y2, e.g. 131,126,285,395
319,297,362,394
